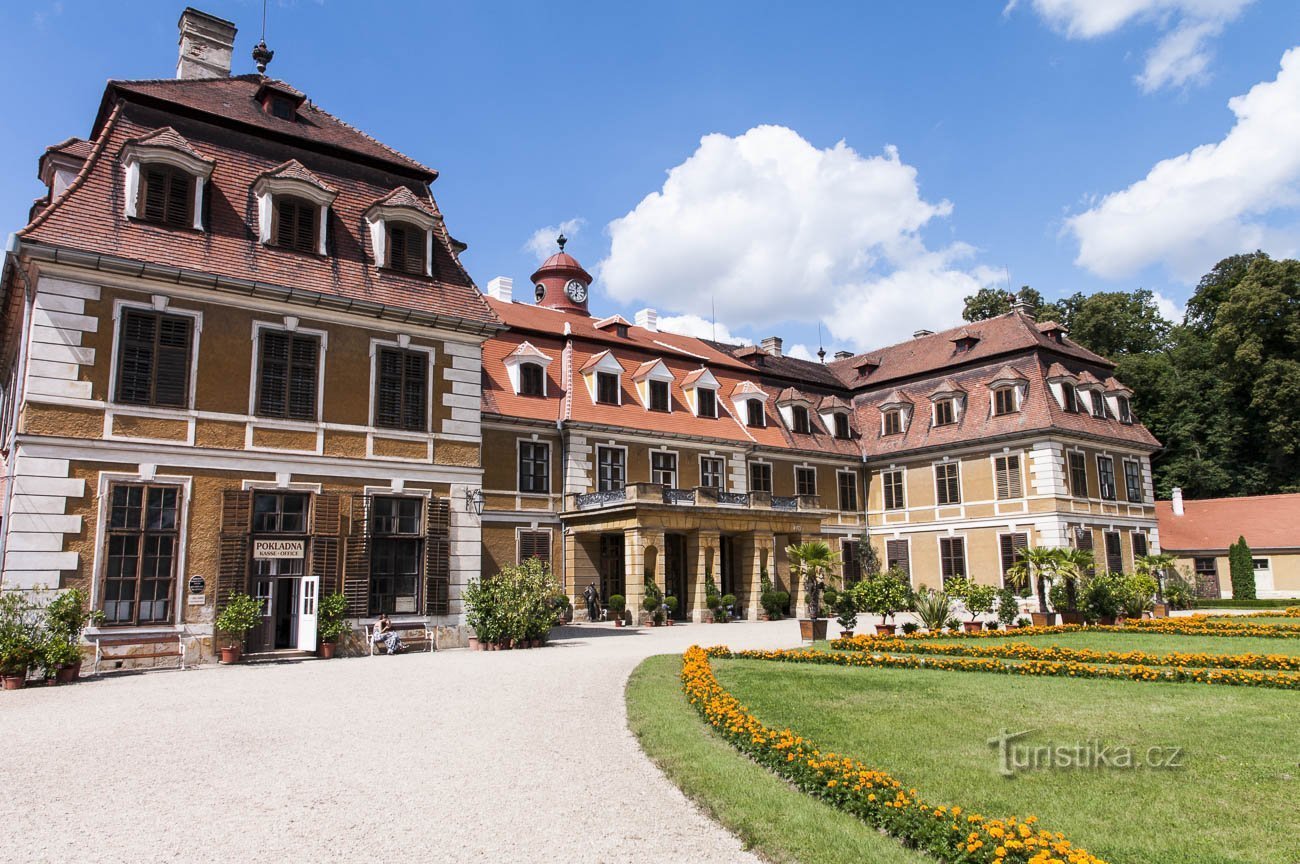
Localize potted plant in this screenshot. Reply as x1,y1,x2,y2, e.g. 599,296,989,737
757,570,774,620
901,621,919,635
787,541,839,641
553,592,572,625
664,596,679,625
912,586,953,633
608,594,626,626
1117,571,1158,621
719,594,737,623
959,580,997,632
43,587,99,682
1137,553,1177,617
0,591,40,690
316,592,349,658
215,593,262,663
643,579,666,626
850,567,911,635
834,590,857,637
1083,571,1121,624
995,586,1020,630
1007,547,1063,627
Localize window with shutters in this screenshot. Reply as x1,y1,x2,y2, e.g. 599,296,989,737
882,469,905,510
746,399,766,428
253,491,309,534
934,462,961,505
137,165,193,228
749,461,773,494
838,471,858,511
933,398,955,427
519,362,545,397
994,454,1023,500
100,483,181,626
795,466,817,497
939,536,966,583
1193,557,1219,596
256,329,320,420
651,451,678,487
993,387,1018,416
597,446,626,492
518,529,551,564
841,540,862,586
1068,451,1088,498
1104,531,1123,574
791,405,812,434
1123,459,1142,502
649,379,670,412
374,346,428,432
886,539,910,577
518,441,550,493
882,409,903,436
113,308,193,408
1097,456,1117,501
370,496,423,615
1132,532,1148,559
999,533,1028,585
833,413,851,439
700,456,724,490
273,195,319,253
385,221,428,275
1061,382,1080,413
596,371,620,405
1073,526,1095,577
697,387,718,418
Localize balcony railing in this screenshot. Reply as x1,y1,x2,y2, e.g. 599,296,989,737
567,483,824,514
574,489,627,509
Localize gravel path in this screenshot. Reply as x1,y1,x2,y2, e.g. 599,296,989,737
0,620,809,863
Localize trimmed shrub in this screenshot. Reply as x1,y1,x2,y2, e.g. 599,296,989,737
1229,536,1255,600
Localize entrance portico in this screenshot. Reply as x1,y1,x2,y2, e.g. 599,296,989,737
562,483,821,622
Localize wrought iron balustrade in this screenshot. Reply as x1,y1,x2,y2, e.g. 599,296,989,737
575,489,626,509
717,492,750,506
665,488,696,505
771,495,799,511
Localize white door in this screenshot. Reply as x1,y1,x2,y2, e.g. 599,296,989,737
297,576,318,652
1253,559,1275,597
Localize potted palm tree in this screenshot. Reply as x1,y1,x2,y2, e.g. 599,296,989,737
317,592,349,658
1007,547,1063,626
1052,548,1094,624
215,593,262,663
787,540,839,641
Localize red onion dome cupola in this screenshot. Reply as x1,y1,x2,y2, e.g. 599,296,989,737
530,234,592,313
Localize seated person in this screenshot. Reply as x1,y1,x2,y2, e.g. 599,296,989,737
372,613,403,655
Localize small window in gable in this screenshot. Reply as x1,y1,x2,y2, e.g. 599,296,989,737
519,362,545,397
1061,382,1080,414
791,405,811,434
697,387,717,418
386,221,428,275
746,398,765,428
1117,395,1133,424
649,379,670,412
268,97,296,121
1089,391,1108,419
596,371,620,405
993,387,1018,416
274,196,319,254
139,166,193,228
933,398,955,427
833,412,851,439
882,409,902,436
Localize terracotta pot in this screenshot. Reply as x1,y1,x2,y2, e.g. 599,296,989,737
467,636,479,652
841,630,854,638
962,621,983,633
54,662,80,684
1059,612,1085,625
875,624,896,636
614,619,624,628
318,642,337,659
1,672,26,690
1030,612,1055,627
219,645,242,665
531,639,542,648
799,619,829,641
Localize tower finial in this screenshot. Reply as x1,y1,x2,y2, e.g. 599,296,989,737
557,233,567,252
253,0,273,74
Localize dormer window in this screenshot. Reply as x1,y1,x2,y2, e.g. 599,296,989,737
993,387,1018,416
833,413,851,439
596,371,620,405
933,398,955,427
1117,395,1133,424
746,399,765,428
254,160,336,256
649,379,669,412
387,221,428,275
268,97,296,120
121,127,213,231
365,187,436,277
274,196,319,254
697,387,717,418
520,363,545,397
883,409,902,436
1089,391,1108,419
791,405,811,434
1061,382,1080,414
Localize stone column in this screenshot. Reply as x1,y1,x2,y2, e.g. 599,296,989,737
746,532,775,620
692,530,720,622
624,527,665,625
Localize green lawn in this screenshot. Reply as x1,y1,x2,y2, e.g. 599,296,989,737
710,657,1298,864
905,629,1300,657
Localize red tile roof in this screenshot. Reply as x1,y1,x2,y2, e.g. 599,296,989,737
1157,494,1300,552
260,158,335,192
44,137,95,161
370,186,436,217
21,87,499,331
128,126,212,163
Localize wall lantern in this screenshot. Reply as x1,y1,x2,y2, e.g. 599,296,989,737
464,487,484,516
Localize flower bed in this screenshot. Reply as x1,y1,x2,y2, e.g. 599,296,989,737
832,636,1300,671
860,616,1300,641
681,645,1108,864
711,645,1300,690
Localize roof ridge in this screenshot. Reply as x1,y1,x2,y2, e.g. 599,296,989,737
21,102,123,235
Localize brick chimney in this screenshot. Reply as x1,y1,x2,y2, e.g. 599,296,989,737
177,8,237,80
760,336,783,357
634,308,658,332
1171,487,1184,516
486,276,513,302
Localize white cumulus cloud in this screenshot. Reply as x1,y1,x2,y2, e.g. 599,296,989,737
1069,46,1300,282
1152,290,1186,323
599,125,982,352
524,217,585,262
1012,0,1253,92
656,313,747,345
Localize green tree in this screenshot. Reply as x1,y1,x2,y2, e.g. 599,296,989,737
1064,288,1172,359
1185,251,1269,333
1228,536,1255,600
961,285,1067,324
785,540,839,621
1006,547,1063,616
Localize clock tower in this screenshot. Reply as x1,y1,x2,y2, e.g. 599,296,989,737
530,234,592,314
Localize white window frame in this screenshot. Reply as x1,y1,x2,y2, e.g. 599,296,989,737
365,203,436,277
367,336,436,434
253,174,336,256
932,458,962,506
515,526,554,565
633,359,675,413
595,444,629,492
108,297,204,412
936,533,969,585
884,536,913,584
649,447,679,488
748,458,773,494
881,467,906,511
836,469,859,512
1096,454,1117,502
699,454,725,490
502,341,553,397
794,464,818,497
990,451,1025,501
583,351,624,406
122,144,213,230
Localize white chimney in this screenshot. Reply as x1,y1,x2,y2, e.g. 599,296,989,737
634,308,658,332
1171,487,1184,516
177,8,237,80
761,336,783,357
486,276,513,302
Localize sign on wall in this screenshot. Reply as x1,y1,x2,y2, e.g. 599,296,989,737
253,539,306,560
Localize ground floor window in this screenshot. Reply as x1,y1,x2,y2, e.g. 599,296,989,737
518,529,551,564
370,496,423,615
885,539,909,578
1104,531,1123,574
998,533,1028,586
101,483,181,626
1193,557,1219,598
939,536,966,583
841,539,861,586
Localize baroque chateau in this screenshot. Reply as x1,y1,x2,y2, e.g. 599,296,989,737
0,9,1160,663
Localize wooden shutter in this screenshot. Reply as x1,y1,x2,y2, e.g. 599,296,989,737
995,455,1022,500
258,331,289,417
1105,532,1123,574
1132,532,1148,559
164,170,191,226
115,310,156,404
311,493,342,596
885,539,909,577
425,497,451,616
999,533,1028,580
519,530,551,564
287,334,318,420
142,168,168,223
217,489,252,612
343,495,372,617
154,315,192,407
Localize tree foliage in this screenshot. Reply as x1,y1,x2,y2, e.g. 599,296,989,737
1228,536,1255,601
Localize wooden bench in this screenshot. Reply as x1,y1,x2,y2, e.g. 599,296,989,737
92,633,186,675
365,621,435,656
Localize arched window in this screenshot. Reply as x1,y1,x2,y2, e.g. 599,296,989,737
519,362,544,396
746,398,765,428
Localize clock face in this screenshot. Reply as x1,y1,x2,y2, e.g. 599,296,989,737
565,279,588,303
534,283,546,302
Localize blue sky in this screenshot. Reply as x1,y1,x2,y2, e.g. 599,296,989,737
3,1,1299,357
